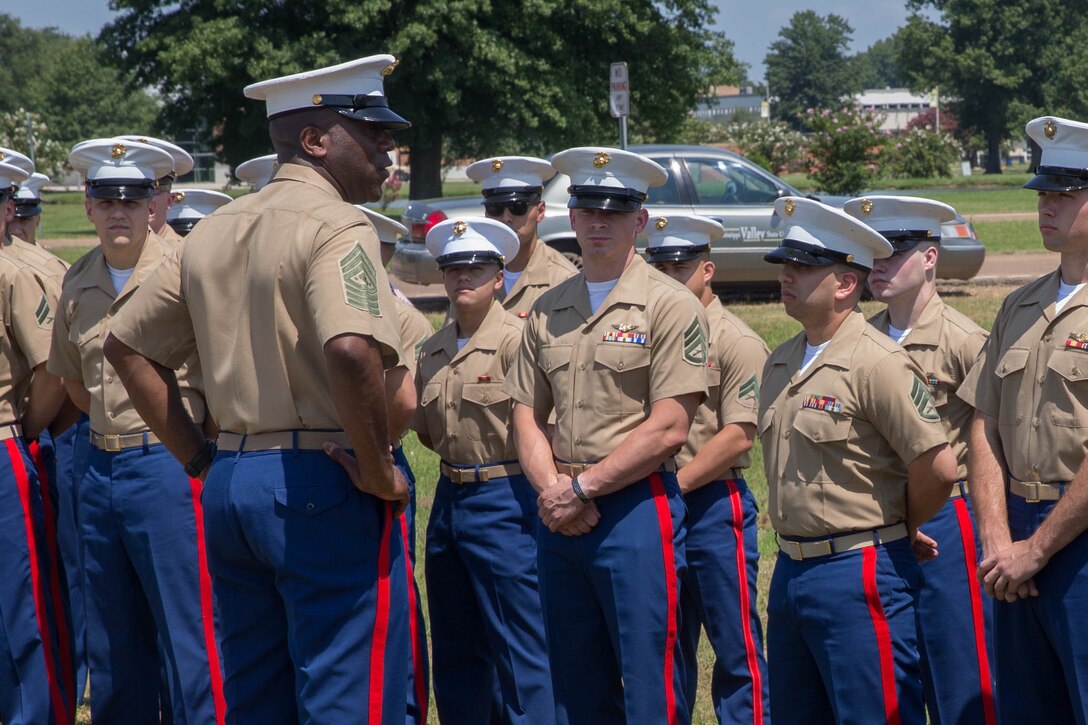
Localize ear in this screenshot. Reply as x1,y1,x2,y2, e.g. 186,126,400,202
923,244,939,270
702,260,716,286
3,198,14,225
299,124,331,159
634,208,649,233
84,193,93,220
534,200,546,222
493,268,505,292
834,269,861,301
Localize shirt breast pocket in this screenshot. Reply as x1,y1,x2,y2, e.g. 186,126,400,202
995,348,1029,427
461,381,511,442
418,381,443,439
790,409,851,483
594,344,652,415
1045,349,1088,428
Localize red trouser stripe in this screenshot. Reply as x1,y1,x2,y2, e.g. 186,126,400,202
188,477,226,725
29,442,75,716
649,474,679,725
368,503,393,724
861,546,900,725
7,439,69,723
953,498,996,725
725,480,764,725
399,513,427,724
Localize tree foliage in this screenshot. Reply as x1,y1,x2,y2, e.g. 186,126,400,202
852,34,904,90
103,0,744,198
764,11,861,131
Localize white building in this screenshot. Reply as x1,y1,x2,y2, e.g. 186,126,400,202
856,88,935,132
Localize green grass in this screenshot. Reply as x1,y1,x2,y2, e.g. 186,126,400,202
781,169,1036,195
972,219,1043,254
412,285,1011,722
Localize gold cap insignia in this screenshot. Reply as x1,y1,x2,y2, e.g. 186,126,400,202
173,190,185,202
783,198,796,216
491,159,504,172
845,254,854,263
593,151,611,168
613,323,639,332
111,143,127,159
137,137,149,144
1045,119,1058,139
655,217,668,230
312,94,323,105
860,198,873,216
0,151,5,160
452,220,468,236
381,59,400,77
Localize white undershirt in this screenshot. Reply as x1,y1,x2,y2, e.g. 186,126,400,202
800,340,831,374
886,324,912,344
1056,281,1085,314
586,278,620,315
105,262,135,295
503,269,522,295
456,337,470,352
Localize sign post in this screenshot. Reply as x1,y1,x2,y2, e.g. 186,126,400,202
610,62,629,149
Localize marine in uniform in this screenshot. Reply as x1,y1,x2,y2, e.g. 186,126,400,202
165,189,233,237
49,139,224,724
0,159,73,725
10,171,51,245
758,197,957,724
958,116,1088,723
645,214,771,725
845,195,995,725
505,147,709,724
415,217,554,723
234,153,279,191
103,56,415,722
465,156,577,318
118,135,194,247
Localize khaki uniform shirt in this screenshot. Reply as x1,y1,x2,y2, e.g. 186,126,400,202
156,223,183,248
499,240,578,319
505,254,709,464
394,296,433,376
6,236,69,301
414,300,522,465
0,252,54,425
959,271,1088,483
48,234,206,435
108,163,405,435
869,294,987,481
678,296,768,470
759,309,949,538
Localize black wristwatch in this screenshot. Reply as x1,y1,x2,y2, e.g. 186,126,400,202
184,439,218,478
571,476,592,504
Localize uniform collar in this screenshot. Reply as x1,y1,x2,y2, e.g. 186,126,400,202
268,162,344,201
775,307,867,384
76,232,169,299
703,294,725,336
552,253,649,321
1019,269,1088,321
506,240,552,298
432,299,506,364
870,292,944,346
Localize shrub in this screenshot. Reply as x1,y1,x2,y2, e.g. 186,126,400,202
721,120,807,173
884,129,961,179
804,104,885,195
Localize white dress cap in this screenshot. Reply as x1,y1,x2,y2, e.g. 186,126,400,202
235,154,280,191
643,214,724,262
13,172,50,218
551,147,667,211
0,148,34,177
0,161,30,192
165,189,233,236
1024,116,1088,191
118,135,195,178
68,138,175,200
244,55,410,128
466,156,555,199
426,217,519,269
764,196,892,271
356,206,408,245
842,195,956,251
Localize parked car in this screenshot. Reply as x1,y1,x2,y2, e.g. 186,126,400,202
391,145,986,290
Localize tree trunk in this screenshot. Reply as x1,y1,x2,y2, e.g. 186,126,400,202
1028,136,1042,172
985,129,1003,174
408,132,443,199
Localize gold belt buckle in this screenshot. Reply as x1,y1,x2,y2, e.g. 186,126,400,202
1025,480,1041,503
781,539,804,561
478,467,489,483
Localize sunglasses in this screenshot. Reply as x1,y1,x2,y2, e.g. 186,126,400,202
484,201,533,217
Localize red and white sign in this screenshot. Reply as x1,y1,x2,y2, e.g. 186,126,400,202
610,62,629,119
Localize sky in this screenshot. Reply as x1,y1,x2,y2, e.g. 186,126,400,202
11,0,924,82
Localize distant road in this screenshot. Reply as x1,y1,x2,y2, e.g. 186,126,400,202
966,212,1035,222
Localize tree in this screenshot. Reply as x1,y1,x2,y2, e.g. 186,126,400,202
852,34,904,90
103,0,744,199
764,11,861,131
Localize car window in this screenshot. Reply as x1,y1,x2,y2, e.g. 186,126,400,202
644,157,682,206
685,157,781,206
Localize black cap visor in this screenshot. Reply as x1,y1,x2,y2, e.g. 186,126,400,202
167,218,197,236
480,187,542,205
13,200,41,218
270,94,412,130
645,244,710,264
567,184,647,212
879,229,941,254
763,238,871,271
436,250,504,269
86,178,157,200
1024,165,1088,192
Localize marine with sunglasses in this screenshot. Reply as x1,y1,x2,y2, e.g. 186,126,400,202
466,156,577,319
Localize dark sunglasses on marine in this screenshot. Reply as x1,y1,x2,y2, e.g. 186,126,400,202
485,201,532,217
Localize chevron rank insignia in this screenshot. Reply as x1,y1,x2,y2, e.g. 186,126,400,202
910,376,939,421
683,318,707,366
739,374,760,403
34,295,51,327
339,243,381,316
801,393,841,413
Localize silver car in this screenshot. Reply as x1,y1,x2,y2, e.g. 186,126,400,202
391,145,986,289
